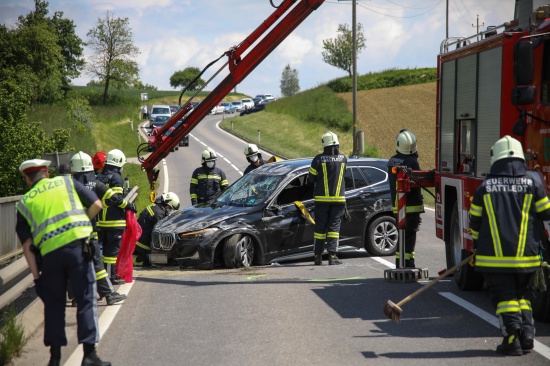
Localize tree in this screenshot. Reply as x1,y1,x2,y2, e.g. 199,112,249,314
321,23,366,77
170,67,205,91
86,11,140,105
280,64,300,97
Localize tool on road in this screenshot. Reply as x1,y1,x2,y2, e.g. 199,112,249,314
383,254,474,323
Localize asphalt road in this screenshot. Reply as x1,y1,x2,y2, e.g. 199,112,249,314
13,113,550,366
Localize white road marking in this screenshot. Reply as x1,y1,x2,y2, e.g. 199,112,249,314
64,281,136,366
439,292,550,360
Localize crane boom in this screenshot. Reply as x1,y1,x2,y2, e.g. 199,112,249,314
140,0,325,193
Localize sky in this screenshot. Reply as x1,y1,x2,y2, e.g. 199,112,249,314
0,0,515,98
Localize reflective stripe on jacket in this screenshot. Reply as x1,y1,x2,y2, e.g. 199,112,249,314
96,166,128,229
308,153,347,204
16,176,92,256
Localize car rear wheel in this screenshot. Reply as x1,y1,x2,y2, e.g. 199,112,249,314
223,234,254,269
365,215,398,256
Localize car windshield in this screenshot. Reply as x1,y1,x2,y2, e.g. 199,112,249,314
213,173,284,207
154,116,169,122
152,107,170,114
232,101,242,105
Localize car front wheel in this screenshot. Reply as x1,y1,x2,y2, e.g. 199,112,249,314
365,215,398,256
223,234,254,268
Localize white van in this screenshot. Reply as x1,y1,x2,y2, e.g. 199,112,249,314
241,98,255,110
149,105,172,127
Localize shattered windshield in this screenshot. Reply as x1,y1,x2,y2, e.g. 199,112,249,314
214,173,284,207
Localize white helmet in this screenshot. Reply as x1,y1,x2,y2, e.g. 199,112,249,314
322,131,339,147
490,135,525,165
106,149,127,168
162,192,180,210
244,143,259,157
70,151,94,173
201,148,217,163
396,129,417,155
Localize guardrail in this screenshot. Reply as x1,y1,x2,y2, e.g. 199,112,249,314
0,186,139,311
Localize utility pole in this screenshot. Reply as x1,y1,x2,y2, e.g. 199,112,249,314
472,14,484,41
446,0,449,39
352,0,358,155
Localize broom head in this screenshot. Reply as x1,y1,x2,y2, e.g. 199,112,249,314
383,300,403,323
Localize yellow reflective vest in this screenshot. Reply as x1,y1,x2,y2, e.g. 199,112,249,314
16,176,92,256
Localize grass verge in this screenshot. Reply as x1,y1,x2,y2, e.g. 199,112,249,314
0,305,27,365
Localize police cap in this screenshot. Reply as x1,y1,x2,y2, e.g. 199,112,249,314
19,159,51,175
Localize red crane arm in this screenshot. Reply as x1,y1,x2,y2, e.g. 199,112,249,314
140,0,325,191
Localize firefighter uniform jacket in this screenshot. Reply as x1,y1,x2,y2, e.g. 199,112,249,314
387,152,424,214
96,165,130,229
190,165,228,204
469,159,550,273
307,152,347,204
136,203,170,250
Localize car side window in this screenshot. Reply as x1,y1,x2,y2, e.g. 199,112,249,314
277,174,313,205
344,168,355,191
359,167,387,186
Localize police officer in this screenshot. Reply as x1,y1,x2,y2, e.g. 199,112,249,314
190,148,229,205
243,143,265,175
96,149,132,285
16,159,110,366
133,192,180,267
308,131,347,265
71,151,132,305
469,136,550,356
387,129,424,268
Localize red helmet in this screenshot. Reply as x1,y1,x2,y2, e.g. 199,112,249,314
92,151,107,170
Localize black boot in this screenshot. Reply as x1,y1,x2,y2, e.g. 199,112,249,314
106,292,127,305
520,332,534,351
328,253,342,265
48,346,61,366
314,254,322,266
405,259,416,268
110,274,125,285
496,331,523,356
82,344,111,366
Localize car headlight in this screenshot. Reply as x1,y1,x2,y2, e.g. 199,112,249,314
179,228,219,240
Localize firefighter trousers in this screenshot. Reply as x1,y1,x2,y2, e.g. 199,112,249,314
98,228,123,277
483,272,535,337
313,203,345,255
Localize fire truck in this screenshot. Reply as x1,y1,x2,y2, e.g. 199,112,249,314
434,0,550,321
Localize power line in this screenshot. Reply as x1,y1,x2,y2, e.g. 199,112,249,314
356,0,443,18
449,0,473,25
384,0,442,10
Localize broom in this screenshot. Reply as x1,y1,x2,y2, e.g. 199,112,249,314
383,254,474,323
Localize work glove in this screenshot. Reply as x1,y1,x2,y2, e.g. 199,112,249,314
34,277,44,300
125,203,138,213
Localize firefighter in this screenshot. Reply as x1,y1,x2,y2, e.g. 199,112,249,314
190,148,229,205
92,151,107,175
15,159,110,366
243,143,265,175
387,129,424,268
469,136,550,356
70,151,132,305
96,149,133,285
308,131,347,265
133,192,180,267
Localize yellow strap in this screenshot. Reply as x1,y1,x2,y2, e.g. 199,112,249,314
294,201,315,224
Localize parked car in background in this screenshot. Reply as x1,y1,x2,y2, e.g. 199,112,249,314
231,100,244,112
149,105,172,126
220,101,236,114
169,105,180,115
241,98,254,110
150,115,170,129
240,103,266,116
150,157,396,269
210,104,224,115
252,97,262,106
255,94,275,102
174,118,190,147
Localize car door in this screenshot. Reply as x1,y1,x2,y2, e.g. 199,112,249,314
262,173,315,257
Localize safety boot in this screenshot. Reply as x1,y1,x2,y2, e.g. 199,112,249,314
520,333,534,351
48,346,61,366
110,275,125,285
106,292,126,305
314,255,322,266
496,332,523,356
405,259,416,268
328,253,343,265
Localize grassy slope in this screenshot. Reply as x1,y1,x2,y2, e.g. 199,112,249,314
339,82,436,170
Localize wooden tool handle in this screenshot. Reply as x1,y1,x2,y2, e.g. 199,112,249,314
396,254,474,308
